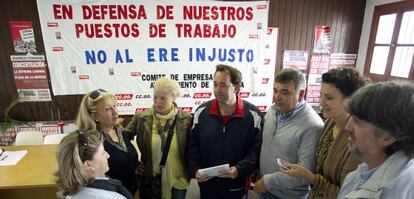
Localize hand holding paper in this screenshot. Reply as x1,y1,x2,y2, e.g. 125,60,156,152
218,166,238,179
198,164,230,177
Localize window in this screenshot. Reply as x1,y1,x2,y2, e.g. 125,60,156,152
364,1,414,81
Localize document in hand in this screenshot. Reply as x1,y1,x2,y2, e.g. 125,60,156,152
0,150,28,166
198,164,230,177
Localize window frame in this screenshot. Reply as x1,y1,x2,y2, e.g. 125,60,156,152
364,1,414,81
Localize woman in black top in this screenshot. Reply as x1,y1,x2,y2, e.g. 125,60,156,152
76,89,139,196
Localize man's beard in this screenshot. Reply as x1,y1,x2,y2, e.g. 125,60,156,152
348,142,363,158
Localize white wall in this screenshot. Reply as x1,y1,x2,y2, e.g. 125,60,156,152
355,0,404,72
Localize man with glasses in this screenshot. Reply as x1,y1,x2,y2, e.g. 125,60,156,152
337,81,414,199
187,64,262,199
253,68,324,199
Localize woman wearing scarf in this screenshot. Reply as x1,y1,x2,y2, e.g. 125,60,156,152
126,77,192,199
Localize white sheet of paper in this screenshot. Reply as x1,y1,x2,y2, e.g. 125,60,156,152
199,164,230,177
0,150,28,166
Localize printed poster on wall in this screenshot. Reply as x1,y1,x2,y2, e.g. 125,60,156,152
10,53,52,102
9,21,37,53
313,25,331,54
329,53,357,69
37,0,271,114
306,54,330,112
283,50,308,71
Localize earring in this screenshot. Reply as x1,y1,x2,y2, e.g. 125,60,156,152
90,167,95,171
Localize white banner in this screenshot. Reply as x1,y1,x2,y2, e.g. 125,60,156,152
37,0,271,114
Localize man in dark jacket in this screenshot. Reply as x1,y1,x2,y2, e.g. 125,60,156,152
187,64,262,199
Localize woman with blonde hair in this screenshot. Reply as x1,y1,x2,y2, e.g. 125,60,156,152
56,130,133,199
126,77,192,199
76,89,139,196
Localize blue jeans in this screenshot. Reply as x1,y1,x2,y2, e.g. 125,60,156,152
260,191,284,199
171,187,187,199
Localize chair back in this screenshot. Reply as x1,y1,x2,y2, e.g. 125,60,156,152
15,131,43,146
44,133,68,145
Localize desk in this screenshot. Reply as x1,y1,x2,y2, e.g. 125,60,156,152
0,145,58,199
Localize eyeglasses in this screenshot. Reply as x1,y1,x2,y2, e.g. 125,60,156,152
87,89,107,109
89,89,107,100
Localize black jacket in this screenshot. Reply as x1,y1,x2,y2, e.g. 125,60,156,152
187,98,262,190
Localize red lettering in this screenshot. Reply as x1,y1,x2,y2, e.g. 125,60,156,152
74,23,139,39
112,23,120,37
182,6,251,21
103,24,112,37
137,5,147,19
131,23,140,37
227,7,235,20
75,24,84,38
202,6,209,20
53,4,72,19
236,7,245,20
176,24,236,38
246,7,253,20
95,24,103,38
127,5,136,19
82,5,92,19
53,4,62,19
210,6,219,20
82,5,146,20
156,5,173,19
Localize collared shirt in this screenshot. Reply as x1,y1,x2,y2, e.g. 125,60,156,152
355,167,377,188
276,101,305,128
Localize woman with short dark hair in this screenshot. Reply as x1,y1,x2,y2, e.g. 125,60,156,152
282,67,368,199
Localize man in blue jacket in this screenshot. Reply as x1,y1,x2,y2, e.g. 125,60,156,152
187,64,262,199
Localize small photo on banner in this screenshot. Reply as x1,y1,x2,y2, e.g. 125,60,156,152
313,26,331,54
10,21,37,53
